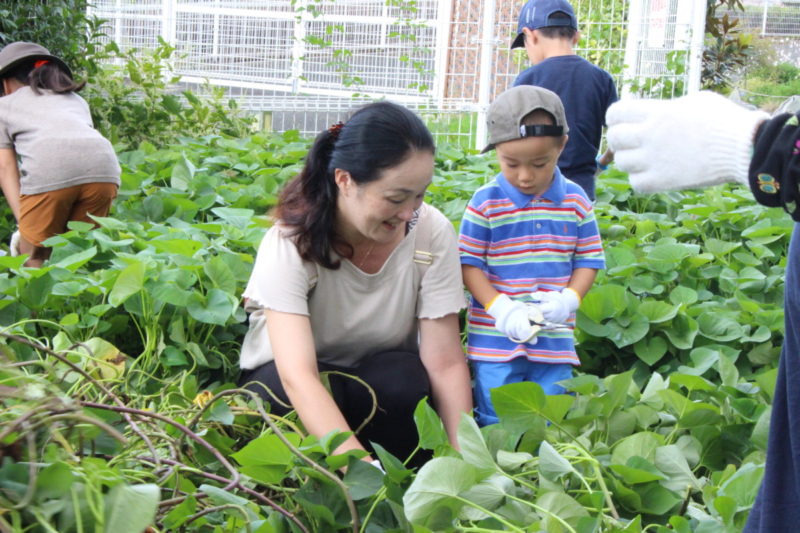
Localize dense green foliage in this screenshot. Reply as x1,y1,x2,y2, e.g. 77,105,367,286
0,135,784,532
0,1,789,530
741,59,800,110
83,40,255,149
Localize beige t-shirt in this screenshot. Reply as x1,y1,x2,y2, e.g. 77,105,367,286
0,86,121,195
240,203,466,369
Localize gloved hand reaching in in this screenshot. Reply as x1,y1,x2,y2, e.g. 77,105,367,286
486,293,538,344
606,91,769,193
531,288,580,324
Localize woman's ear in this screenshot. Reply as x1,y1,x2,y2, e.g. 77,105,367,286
334,168,353,194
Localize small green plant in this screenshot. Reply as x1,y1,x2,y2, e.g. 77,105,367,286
83,39,255,149
740,39,800,110
627,50,687,98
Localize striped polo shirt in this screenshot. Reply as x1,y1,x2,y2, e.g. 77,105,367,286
459,168,605,364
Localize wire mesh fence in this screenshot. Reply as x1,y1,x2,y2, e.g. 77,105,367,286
89,0,709,150
736,0,800,37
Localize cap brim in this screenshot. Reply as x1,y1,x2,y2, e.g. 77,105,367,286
510,33,525,49
0,54,72,79
480,143,495,154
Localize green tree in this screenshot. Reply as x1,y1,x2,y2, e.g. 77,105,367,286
703,0,754,91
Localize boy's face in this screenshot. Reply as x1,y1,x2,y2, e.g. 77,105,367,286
496,134,567,197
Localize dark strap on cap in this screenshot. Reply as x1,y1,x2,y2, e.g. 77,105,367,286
545,16,574,26
748,112,800,221
520,124,564,138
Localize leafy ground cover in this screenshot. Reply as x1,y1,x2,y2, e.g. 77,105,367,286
0,134,788,532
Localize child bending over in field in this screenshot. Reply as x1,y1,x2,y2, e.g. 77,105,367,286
0,41,120,267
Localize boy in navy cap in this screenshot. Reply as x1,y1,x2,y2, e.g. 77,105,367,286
511,0,617,201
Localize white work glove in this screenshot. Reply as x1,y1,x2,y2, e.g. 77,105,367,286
486,294,538,344
606,91,769,193
369,458,385,474
531,289,580,324
9,230,20,257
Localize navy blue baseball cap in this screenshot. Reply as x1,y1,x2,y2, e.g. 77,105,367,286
511,0,578,49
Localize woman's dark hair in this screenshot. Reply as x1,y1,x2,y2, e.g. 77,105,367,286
6,61,84,94
276,100,435,269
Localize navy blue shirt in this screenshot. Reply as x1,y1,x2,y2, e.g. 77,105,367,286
514,55,617,199
744,223,799,532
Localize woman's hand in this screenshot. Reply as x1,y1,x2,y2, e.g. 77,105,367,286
266,309,367,456
418,313,472,448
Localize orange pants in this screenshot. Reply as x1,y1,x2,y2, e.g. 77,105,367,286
19,182,118,246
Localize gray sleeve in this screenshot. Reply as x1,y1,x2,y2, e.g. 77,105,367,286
0,109,13,149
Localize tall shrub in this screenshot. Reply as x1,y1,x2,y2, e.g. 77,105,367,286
703,0,754,91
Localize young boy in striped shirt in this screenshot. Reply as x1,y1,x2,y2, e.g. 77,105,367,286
459,86,605,426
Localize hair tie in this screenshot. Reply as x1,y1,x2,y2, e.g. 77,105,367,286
33,60,50,69
328,121,345,139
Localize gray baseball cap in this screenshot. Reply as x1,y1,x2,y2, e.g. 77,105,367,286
482,85,569,153
0,42,72,79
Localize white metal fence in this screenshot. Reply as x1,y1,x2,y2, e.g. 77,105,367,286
89,0,707,150
737,0,800,37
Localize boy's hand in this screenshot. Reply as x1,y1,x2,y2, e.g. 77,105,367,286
606,91,768,193
531,289,580,324
486,294,537,344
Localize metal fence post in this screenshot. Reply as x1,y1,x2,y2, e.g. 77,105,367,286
291,0,307,94
162,0,176,44
687,0,706,93
475,0,497,152
433,0,453,106
621,0,643,98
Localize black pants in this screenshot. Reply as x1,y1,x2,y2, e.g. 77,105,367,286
239,350,432,466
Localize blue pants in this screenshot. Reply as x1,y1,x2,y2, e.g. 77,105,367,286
472,358,573,426
745,223,800,532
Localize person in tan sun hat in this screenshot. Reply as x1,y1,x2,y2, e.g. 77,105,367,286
0,41,120,267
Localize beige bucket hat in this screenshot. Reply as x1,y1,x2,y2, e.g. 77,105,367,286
0,41,72,79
